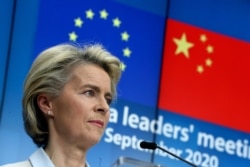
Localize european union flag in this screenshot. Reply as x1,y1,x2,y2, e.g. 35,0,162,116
33,0,167,107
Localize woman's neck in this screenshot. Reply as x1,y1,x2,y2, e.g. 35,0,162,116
45,141,87,167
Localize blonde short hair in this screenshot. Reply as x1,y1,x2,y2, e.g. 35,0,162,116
22,43,121,147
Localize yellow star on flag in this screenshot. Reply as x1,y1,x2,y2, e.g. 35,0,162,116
100,9,108,19
113,17,121,27
74,17,83,27
121,31,130,41
206,45,214,53
86,9,94,19
200,34,207,42
120,62,126,71
69,31,78,41
173,33,194,58
123,47,131,57
197,65,204,74
205,58,212,67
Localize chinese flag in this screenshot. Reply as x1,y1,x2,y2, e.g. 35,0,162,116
159,19,250,133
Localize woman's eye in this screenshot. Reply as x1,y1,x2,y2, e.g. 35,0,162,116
106,98,112,105
84,90,94,96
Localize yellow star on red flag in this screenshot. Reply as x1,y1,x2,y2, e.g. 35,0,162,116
173,33,194,58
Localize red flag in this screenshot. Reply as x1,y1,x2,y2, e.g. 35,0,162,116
159,19,250,133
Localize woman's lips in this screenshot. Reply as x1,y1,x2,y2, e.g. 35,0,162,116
88,120,104,127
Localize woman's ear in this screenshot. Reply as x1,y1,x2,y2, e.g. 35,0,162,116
37,94,54,116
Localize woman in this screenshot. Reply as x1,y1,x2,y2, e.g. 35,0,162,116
1,43,122,167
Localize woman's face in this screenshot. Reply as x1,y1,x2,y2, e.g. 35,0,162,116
50,64,112,149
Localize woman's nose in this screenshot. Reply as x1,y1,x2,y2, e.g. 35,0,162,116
95,98,109,113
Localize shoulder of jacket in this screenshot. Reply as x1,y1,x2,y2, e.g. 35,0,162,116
0,161,31,167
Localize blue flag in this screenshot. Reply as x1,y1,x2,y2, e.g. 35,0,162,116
33,0,167,107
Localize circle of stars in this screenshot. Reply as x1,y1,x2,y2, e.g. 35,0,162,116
68,8,132,71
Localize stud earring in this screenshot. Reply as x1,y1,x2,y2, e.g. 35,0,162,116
47,111,51,115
